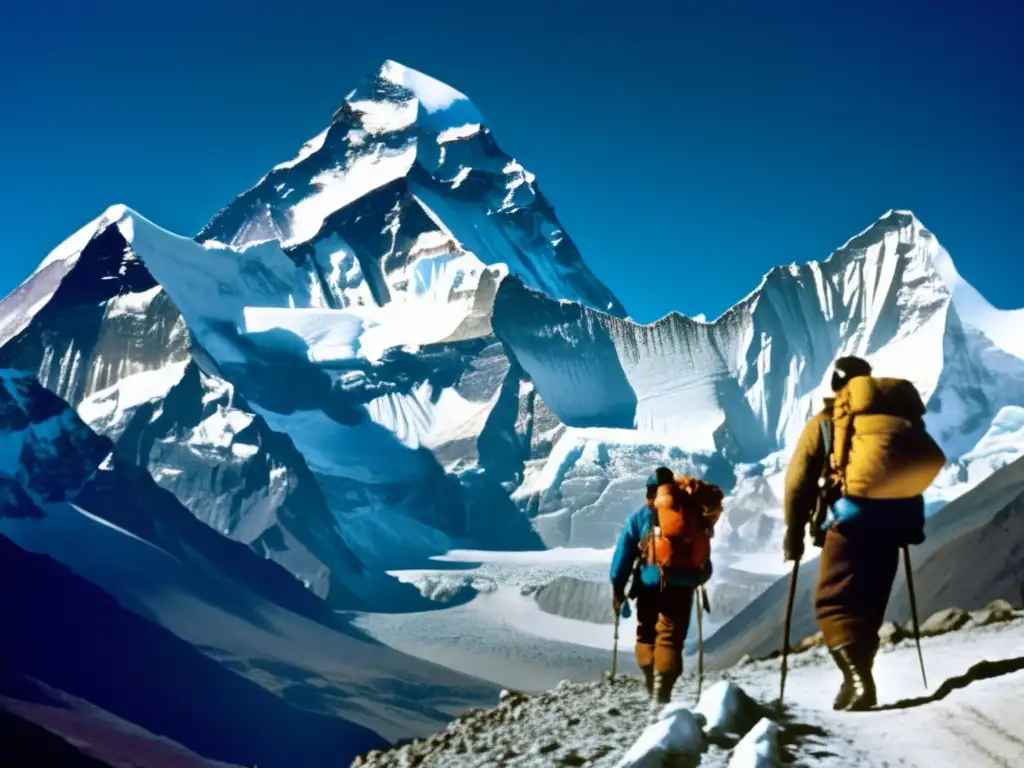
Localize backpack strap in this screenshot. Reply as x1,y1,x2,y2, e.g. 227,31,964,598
818,418,833,476
810,418,837,546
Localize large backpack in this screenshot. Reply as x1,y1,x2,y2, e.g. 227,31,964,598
643,476,722,575
828,376,946,499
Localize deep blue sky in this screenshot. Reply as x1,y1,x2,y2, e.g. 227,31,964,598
1,0,1021,322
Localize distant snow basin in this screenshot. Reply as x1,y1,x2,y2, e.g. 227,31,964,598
725,551,794,578
430,547,613,566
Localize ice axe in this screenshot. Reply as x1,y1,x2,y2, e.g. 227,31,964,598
903,546,927,689
778,558,800,706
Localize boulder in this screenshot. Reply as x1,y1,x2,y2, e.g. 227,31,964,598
728,718,782,768
913,607,970,637
792,631,825,653
694,681,763,742
878,621,905,645
970,600,1017,627
615,708,706,767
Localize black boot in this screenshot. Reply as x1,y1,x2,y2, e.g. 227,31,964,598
832,644,877,711
828,647,854,711
640,665,654,697
652,671,676,704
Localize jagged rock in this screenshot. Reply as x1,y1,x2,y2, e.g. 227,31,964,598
915,607,971,636
878,621,905,645
536,739,561,754
728,718,782,768
499,688,526,707
792,631,825,653
617,707,706,767
695,681,762,741
970,600,1017,627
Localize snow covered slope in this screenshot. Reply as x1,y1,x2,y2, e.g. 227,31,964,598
0,369,499,761
0,533,386,768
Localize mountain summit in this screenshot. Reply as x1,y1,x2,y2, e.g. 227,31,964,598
198,59,626,319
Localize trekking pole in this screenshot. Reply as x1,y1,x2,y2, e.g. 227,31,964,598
610,608,620,683
903,546,927,689
779,559,800,705
695,586,705,704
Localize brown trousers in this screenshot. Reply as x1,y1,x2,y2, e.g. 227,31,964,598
814,526,900,648
634,584,694,675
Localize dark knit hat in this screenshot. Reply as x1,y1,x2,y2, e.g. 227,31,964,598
646,466,675,488
831,355,872,392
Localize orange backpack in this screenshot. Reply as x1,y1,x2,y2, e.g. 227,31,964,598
644,476,722,574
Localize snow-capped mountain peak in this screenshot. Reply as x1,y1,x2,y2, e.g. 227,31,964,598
351,59,482,125
32,203,130,276
196,61,626,319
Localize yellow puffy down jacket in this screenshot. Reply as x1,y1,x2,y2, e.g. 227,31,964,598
830,376,947,499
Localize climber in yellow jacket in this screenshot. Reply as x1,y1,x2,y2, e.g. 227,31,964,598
783,356,945,712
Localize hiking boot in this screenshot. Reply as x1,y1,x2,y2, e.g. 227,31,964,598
640,665,654,697
832,644,877,711
827,647,854,711
652,671,675,704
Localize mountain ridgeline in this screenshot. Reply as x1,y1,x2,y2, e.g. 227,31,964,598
2,59,1023,608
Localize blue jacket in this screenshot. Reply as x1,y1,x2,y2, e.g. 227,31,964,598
609,506,710,594
826,495,926,545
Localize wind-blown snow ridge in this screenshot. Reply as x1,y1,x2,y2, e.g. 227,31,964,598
378,59,477,115
33,204,129,274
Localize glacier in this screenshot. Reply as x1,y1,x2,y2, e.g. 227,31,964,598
1,60,1023,641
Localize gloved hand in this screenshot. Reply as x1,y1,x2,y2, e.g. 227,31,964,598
783,526,805,563
612,590,625,617
699,559,714,585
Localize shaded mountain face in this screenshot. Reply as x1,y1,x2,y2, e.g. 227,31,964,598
0,368,499,758
0,368,345,619
0,534,386,768
0,212,189,407
1,61,1023,610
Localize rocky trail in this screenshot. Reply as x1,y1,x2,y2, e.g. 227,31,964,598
353,604,1024,767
